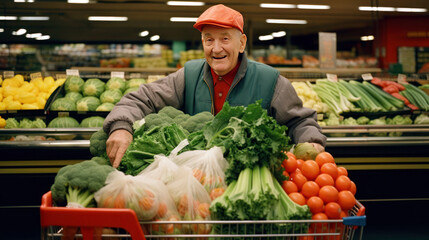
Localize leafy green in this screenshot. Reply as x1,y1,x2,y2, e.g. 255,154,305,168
210,166,311,235
5,118,19,128
82,78,105,97
414,114,429,124
64,76,85,93
100,89,123,104
64,92,83,103
48,116,80,128
106,77,126,93
188,101,289,183
96,102,115,112
50,97,77,111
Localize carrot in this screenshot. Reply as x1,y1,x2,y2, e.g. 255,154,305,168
391,92,410,105
197,203,210,219
192,169,204,182
177,195,189,216
101,195,113,208
113,194,126,208
139,196,155,210
210,188,225,200
145,189,155,198
157,202,168,218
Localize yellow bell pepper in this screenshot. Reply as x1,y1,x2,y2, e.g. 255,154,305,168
0,92,3,102
31,78,45,91
6,100,22,110
37,97,46,109
2,78,20,88
55,78,66,86
0,102,6,111
16,91,37,104
0,117,6,128
3,86,19,98
22,103,39,110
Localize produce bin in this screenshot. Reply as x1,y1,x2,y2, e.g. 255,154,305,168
40,191,366,240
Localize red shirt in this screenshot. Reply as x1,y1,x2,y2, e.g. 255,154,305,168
210,62,241,115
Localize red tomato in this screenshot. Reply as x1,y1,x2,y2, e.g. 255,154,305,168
311,212,329,233
301,181,320,198
283,157,298,173
282,180,298,194
315,152,335,167
335,175,352,191
349,181,357,195
307,196,324,214
291,172,307,191
325,202,342,219
319,185,339,203
315,173,335,187
289,192,306,206
296,159,305,170
337,190,356,210
320,163,338,180
301,160,320,180
337,166,348,177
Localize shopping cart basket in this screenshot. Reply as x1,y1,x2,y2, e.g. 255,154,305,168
41,191,366,240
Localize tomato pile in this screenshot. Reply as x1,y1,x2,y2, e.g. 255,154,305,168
282,151,357,220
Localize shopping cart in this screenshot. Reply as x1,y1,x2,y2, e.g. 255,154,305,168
41,191,366,240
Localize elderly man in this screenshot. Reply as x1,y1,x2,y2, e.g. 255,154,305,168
104,4,326,168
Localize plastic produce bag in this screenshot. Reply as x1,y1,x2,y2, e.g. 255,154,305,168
94,171,173,221
139,153,180,185
166,166,212,234
173,146,228,200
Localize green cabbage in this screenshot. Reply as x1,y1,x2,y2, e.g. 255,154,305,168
100,89,122,104
96,102,115,112
106,77,126,93
32,118,46,128
19,118,33,128
126,78,146,89
76,96,101,112
5,118,19,128
83,78,105,97
414,114,429,124
123,87,139,95
48,116,80,128
50,98,77,111
64,76,85,93
64,92,83,103
80,116,105,128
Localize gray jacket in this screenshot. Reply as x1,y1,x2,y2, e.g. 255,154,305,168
103,56,327,146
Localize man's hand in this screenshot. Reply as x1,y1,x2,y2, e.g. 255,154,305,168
106,129,133,168
311,142,325,153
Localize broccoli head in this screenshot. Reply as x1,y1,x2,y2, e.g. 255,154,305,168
89,128,108,158
182,111,214,133
90,156,111,166
142,112,175,131
158,106,185,119
51,160,115,207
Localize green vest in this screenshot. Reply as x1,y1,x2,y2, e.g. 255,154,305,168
184,59,279,115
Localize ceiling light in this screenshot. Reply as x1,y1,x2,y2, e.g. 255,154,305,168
0,16,18,20
272,31,286,37
259,35,274,41
170,17,198,22
150,35,160,41
361,35,374,41
297,5,330,10
139,31,149,37
396,8,427,13
359,6,395,12
20,16,50,21
26,33,42,38
68,0,90,3
167,1,205,6
88,16,128,21
260,3,295,9
12,28,27,36
15,0,34,2
0,29,4,33
36,35,50,40
266,19,307,24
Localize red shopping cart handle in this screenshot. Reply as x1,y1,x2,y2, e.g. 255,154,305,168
40,191,146,240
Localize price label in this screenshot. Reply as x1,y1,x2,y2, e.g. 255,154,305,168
56,74,67,80
66,69,80,76
58,112,70,117
3,71,14,78
326,73,338,82
397,74,408,84
129,73,142,79
111,71,125,79
30,72,43,80
361,73,373,81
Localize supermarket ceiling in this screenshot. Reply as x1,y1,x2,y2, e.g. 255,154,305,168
0,0,428,45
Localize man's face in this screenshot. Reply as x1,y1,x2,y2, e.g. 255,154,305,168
201,25,247,76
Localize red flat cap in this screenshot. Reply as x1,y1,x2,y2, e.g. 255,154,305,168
193,4,244,33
